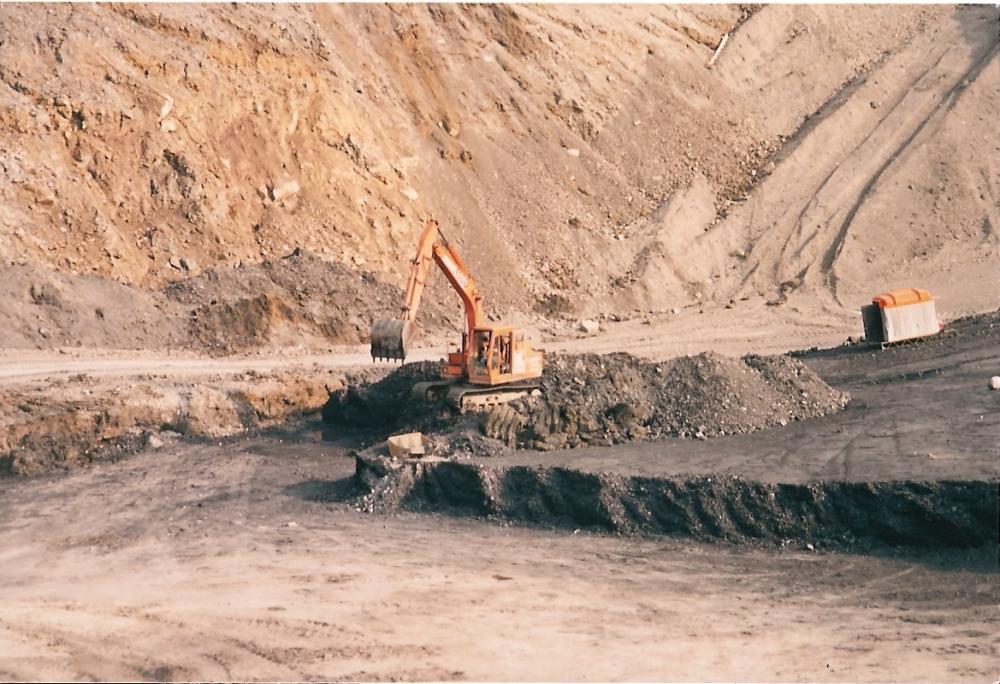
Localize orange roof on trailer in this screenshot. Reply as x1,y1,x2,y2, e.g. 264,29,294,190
872,288,933,308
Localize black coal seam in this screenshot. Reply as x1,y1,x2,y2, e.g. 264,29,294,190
357,456,999,549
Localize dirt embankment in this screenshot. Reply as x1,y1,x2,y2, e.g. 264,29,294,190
354,454,998,551
0,250,458,353
0,367,351,476
323,351,849,451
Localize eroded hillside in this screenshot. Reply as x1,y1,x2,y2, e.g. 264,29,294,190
0,4,996,341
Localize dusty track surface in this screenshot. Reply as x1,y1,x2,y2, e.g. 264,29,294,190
1,436,997,682
1,312,997,681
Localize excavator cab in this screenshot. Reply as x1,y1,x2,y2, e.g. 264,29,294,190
467,326,541,386
471,329,491,376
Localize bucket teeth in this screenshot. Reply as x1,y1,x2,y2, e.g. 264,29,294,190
370,318,413,362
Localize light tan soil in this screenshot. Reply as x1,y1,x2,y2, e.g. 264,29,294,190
1,4,998,681
0,438,996,682
1,5,996,323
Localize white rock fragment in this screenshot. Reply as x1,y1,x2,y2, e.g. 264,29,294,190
566,148,581,157
271,180,300,201
578,319,599,334
989,376,1000,390
401,187,419,201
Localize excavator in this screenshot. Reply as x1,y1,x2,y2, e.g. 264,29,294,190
370,218,544,411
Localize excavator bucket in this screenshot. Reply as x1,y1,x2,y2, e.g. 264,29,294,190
370,318,415,362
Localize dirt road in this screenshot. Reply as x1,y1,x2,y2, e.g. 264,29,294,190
0,298,853,392
1,435,996,682
1,314,997,680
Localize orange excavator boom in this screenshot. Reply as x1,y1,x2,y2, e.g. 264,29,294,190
370,219,484,363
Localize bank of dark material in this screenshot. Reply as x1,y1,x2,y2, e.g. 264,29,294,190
325,350,850,450
355,453,998,550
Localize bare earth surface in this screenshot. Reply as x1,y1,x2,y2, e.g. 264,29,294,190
1,3,998,681
1,4,998,345
0,307,998,683
1,437,997,683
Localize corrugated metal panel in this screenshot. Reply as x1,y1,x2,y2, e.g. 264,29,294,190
881,300,939,343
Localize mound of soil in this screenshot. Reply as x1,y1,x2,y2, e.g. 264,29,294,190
0,264,189,349
0,250,455,354
166,250,454,354
324,351,850,451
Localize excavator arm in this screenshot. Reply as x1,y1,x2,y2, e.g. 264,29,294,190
370,219,485,362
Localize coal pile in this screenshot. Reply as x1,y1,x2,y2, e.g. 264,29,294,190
512,352,850,449
324,351,850,451
322,360,461,432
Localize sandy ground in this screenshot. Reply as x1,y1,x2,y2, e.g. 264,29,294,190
1,304,997,681
1,4,997,680
1,436,997,682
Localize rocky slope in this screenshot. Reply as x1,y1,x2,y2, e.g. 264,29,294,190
1,4,996,344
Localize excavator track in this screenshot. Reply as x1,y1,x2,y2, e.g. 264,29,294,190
410,380,455,403
411,380,541,412
446,382,541,412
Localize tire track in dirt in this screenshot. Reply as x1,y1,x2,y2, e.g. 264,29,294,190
719,7,999,307
768,42,957,294
765,50,893,170
821,38,1000,301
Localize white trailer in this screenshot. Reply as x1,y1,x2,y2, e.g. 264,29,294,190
861,288,941,347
